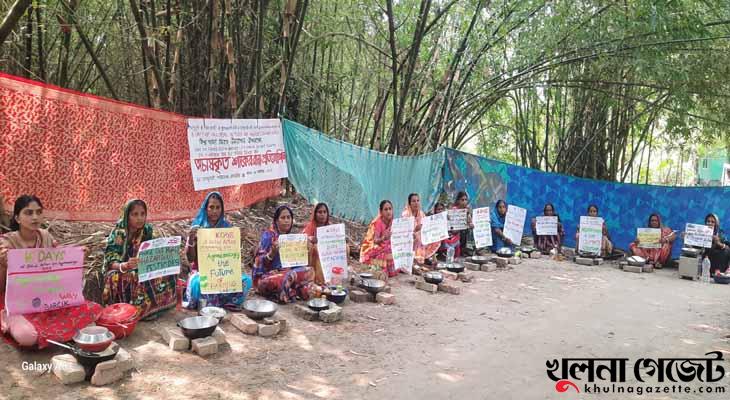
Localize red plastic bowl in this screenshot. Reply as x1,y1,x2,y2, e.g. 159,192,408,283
97,303,139,339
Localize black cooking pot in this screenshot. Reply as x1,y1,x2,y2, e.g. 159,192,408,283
48,340,119,369
177,316,219,339
423,271,443,285
326,288,348,304
446,263,465,273
361,278,387,294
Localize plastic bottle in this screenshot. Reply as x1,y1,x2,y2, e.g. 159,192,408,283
446,247,455,263
702,257,711,283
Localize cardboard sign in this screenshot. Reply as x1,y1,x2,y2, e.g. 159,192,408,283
5,247,85,315
279,234,309,268
421,212,449,245
684,223,713,248
579,216,604,255
503,205,527,246
447,208,468,231
391,217,415,274
636,228,661,249
535,216,558,236
137,236,182,282
316,224,348,284
472,207,492,249
197,228,242,294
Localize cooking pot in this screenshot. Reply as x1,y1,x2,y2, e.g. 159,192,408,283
326,288,348,304
243,299,278,320
177,316,219,339
361,278,387,294
199,306,227,321
307,298,331,311
626,256,646,267
713,274,730,284
48,340,120,369
470,256,490,264
446,263,465,273
423,271,443,285
496,247,514,258
72,326,115,353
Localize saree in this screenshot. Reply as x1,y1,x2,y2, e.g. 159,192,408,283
531,218,565,254
490,201,514,252
359,216,397,277
629,215,674,266
303,206,329,285
402,206,439,264
102,200,176,320
575,221,613,257
0,229,101,348
702,214,730,275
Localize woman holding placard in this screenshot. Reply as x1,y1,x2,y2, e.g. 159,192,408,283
531,203,565,254
451,192,474,256
183,192,252,309
699,213,730,275
490,200,515,252
103,199,177,320
303,202,331,285
432,202,462,259
402,194,440,265
360,200,398,277
629,213,675,268
253,205,316,303
0,195,101,348
575,204,613,257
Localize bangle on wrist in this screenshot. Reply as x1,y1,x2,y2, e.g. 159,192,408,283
119,263,126,273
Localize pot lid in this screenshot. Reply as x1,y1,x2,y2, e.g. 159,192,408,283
98,303,138,324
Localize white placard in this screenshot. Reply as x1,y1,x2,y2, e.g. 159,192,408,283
137,236,182,283
447,208,468,231
278,234,309,268
316,224,348,284
187,119,288,191
579,216,604,255
391,217,415,274
636,228,661,249
535,216,558,236
472,207,492,249
421,212,449,245
684,223,714,248
503,205,526,246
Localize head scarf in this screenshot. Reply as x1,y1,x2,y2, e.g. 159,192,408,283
192,192,232,228
272,205,294,234
304,203,329,236
648,213,663,228
103,199,154,271
491,200,507,229
705,213,721,236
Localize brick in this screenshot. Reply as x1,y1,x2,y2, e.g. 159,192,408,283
464,262,480,271
349,289,371,303
592,258,604,265
91,360,123,386
114,348,134,372
642,265,654,273
494,257,508,268
191,337,218,356
95,359,118,372
529,252,542,259
265,315,288,333
375,292,396,305
258,321,281,337
562,247,576,258
520,252,530,259
231,314,259,335
480,263,496,272
412,266,425,276
51,354,85,385
509,257,522,265
438,280,462,295
618,261,628,270
415,280,438,293
442,271,459,280
319,304,342,323
211,326,227,345
159,326,190,351
293,304,319,321
458,271,474,282
575,257,594,266
624,265,642,273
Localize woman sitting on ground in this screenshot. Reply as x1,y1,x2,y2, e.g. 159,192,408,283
402,193,440,265
629,213,675,268
490,200,515,252
531,203,565,254
360,200,398,278
103,199,176,320
575,204,613,257
432,202,461,259
303,202,331,285
253,205,317,303
451,191,474,256
700,213,730,275
183,192,252,309
0,195,101,348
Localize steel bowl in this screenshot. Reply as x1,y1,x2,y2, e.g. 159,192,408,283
72,326,115,353
435,262,448,270
424,271,444,285
446,263,465,273
626,256,646,267
177,316,219,339
496,247,514,258
243,299,278,320
199,306,227,321
358,272,374,280
307,298,331,311
361,278,387,294
327,289,348,304
470,256,490,264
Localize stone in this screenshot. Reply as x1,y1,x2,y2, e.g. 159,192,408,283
642,265,654,273
191,337,219,356
458,271,474,282
258,321,281,337
438,280,462,295
265,315,288,333
562,247,576,258
624,265,642,273
114,348,134,372
293,304,319,321
51,354,85,385
231,314,259,335
529,252,542,259
442,271,459,280
375,292,396,305
212,326,227,345
159,326,189,351
91,360,123,386
494,257,508,268
592,258,604,265
382,286,392,293
319,304,342,323
464,262,480,271
349,289,371,303
508,257,522,265
575,257,594,266
480,263,496,272
415,280,438,293
520,252,530,259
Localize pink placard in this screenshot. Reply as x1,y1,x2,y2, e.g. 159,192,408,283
5,247,84,315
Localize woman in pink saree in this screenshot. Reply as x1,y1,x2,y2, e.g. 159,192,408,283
401,193,440,265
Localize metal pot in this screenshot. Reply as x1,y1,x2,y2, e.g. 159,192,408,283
307,298,331,311
713,274,730,284
496,247,514,258
177,316,219,340
326,289,348,304
199,306,227,321
423,271,443,285
48,340,120,369
626,256,646,267
446,263,465,273
681,247,701,258
243,299,278,320
72,326,115,353
361,278,387,294
470,256,490,264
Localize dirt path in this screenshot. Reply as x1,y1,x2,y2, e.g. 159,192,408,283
2,259,730,400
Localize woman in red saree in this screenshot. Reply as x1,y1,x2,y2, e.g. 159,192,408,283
0,195,101,348
401,194,440,265
629,213,675,268
360,200,397,277
303,203,330,285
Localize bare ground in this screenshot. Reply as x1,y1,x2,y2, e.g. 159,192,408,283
2,258,730,400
